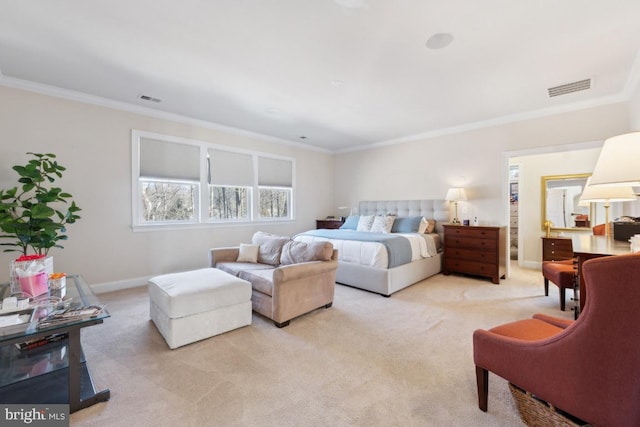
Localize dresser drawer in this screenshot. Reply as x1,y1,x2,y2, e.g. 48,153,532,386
444,259,497,277
445,226,498,240
446,236,498,251
446,248,497,263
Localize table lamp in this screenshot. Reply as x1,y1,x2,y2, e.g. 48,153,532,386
589,132,640,188
445,187,467,224
578,177,636,235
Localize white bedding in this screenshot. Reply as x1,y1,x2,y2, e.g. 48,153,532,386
294,232,439,269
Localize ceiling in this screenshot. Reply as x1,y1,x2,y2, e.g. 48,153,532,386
1,1,640,152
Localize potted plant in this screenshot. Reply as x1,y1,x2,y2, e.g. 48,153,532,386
0,152,81,256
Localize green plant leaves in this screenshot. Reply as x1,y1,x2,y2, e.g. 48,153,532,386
0,152,81,256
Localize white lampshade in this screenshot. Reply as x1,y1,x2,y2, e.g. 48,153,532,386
445,187,467,202
579,177,636,203
590,132,640,187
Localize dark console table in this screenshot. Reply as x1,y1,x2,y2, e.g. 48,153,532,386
0,274,110,412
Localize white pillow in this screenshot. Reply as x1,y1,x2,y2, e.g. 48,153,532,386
356,215,375,231
236,243,259,263
370,215,395,234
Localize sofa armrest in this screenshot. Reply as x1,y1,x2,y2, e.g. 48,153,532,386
209,247,240,267
273,260,339,283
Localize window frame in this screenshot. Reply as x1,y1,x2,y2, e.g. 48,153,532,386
131,130,295,231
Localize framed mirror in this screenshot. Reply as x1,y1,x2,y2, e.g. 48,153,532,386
541,173,593,231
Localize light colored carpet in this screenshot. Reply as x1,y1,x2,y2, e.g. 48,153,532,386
70,262,574,427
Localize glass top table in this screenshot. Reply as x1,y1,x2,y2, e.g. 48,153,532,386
0,274,111,412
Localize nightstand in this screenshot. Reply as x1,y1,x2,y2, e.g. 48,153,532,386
316,219,344,229
541,237,573,261
443,224,507,284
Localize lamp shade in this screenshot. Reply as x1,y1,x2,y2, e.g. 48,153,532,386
579,177,636,203
590,132,640,187
445,187,467,202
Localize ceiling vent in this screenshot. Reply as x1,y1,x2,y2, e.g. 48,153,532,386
547,79,591,97
138,94,162,103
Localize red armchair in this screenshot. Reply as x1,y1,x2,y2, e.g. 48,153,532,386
473,254,640,426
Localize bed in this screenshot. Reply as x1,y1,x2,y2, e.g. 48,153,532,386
295,200,449,296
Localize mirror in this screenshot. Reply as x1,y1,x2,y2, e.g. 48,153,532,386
541,173,593,231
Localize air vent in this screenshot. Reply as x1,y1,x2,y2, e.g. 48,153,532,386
138,94,162,103
547,79,591,97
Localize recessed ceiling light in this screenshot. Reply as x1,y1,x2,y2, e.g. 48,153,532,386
425,33,454,50
331,80,344,87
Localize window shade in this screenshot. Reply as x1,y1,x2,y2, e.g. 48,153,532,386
140,138,199,180
209,149,253,186
258,157,292,187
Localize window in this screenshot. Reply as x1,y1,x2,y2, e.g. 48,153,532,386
258,156,293,220
210,186,250,220
141,179,198,222
132,130,295,229
208,149,253,221
259,187,291,219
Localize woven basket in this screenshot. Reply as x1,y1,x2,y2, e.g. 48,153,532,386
508,383,590,427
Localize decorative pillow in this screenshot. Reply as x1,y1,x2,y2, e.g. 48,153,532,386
236,243,259,263
391,216,422,233
370,215,395,234
418,218,436,234
340,215,359,230
280,240,334,265
251,231,290,266
356,215,375,232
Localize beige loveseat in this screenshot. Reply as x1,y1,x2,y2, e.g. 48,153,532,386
209,232,338,327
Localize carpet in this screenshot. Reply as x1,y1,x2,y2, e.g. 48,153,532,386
70,262,573,426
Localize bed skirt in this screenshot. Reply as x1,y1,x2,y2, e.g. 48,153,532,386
336,253,443,296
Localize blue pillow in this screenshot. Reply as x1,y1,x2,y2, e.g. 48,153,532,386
391,216,422,233
340,215,359,230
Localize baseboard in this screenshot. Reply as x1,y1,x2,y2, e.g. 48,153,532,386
90,276,150,294
520,260,542,270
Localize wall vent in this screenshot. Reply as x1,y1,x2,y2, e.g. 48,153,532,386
547,79,591,97
138,94,162,103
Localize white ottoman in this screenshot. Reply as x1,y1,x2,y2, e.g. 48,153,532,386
148,268,252,349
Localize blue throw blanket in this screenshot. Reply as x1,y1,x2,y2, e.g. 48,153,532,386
297,229,412,268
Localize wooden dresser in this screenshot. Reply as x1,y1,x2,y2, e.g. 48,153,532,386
443,224,507,284
541,237,573,261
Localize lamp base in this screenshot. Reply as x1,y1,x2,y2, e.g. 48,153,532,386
452,218,461,224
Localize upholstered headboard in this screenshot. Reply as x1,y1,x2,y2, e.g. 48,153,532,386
358,200,449,237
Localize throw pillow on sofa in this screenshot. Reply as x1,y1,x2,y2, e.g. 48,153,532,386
280,240,334,265
252,231,290,266
236,243,259,263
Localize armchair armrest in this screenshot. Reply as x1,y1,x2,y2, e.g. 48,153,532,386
532,313,574,329
209,247,239,267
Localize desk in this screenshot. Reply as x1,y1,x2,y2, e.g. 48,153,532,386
571,236,630,313
0,275,110,412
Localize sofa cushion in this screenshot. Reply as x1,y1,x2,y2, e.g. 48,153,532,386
237,243,259,263
217,262,273,277
239,269,275,297
252,231,290,266
280,240,334,265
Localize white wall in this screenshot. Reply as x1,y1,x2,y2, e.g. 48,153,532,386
334,102,631,266
0,86,334,289
630,80,640,131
